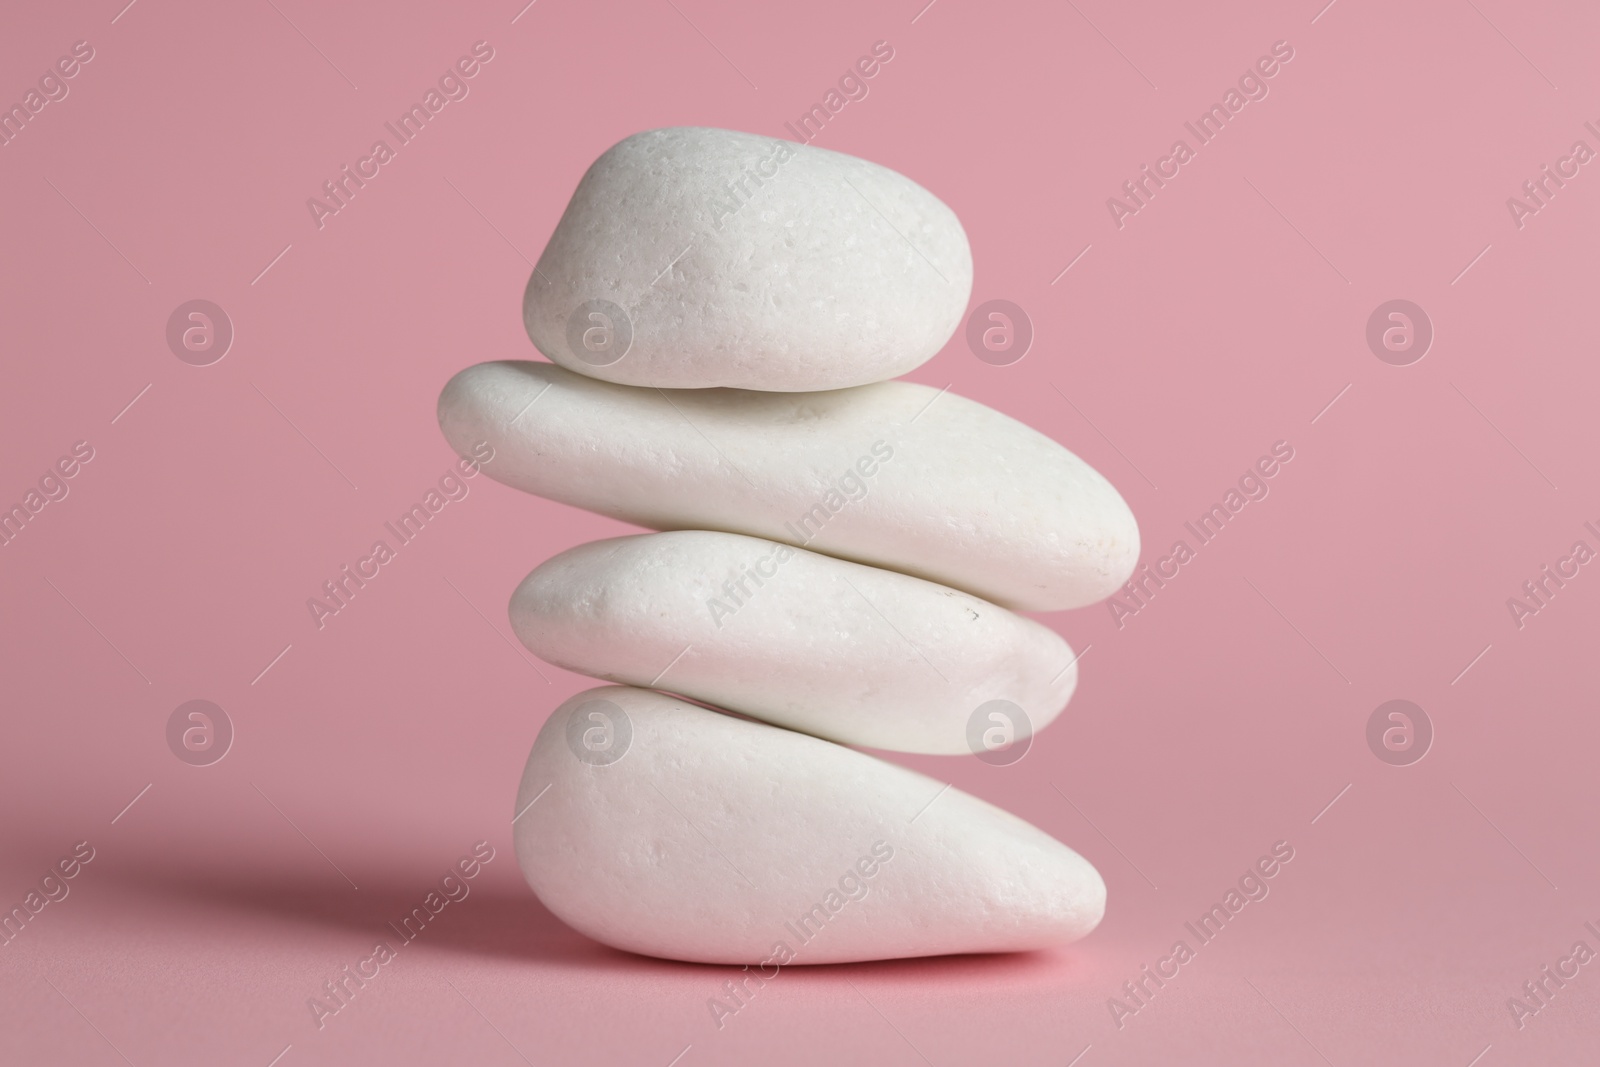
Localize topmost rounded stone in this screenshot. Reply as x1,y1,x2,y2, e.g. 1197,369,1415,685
522,127,973,391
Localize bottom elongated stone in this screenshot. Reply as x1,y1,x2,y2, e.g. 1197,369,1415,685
513,686,1106,964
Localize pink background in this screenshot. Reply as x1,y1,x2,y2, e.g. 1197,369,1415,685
3,0,1598,1063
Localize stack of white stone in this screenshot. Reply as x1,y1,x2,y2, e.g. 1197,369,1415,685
436,128,1140,965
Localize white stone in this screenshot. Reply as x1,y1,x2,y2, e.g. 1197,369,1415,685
438,361,1139,611
510,530,1078,754
514,686,1105,964
522,126,972,391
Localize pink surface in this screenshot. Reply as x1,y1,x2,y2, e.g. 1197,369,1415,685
3,0,1598,1063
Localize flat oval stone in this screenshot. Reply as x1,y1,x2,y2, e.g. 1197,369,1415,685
510,530,1078,754
438,361,1139,611
514,686,1105,964
522,126,972,391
